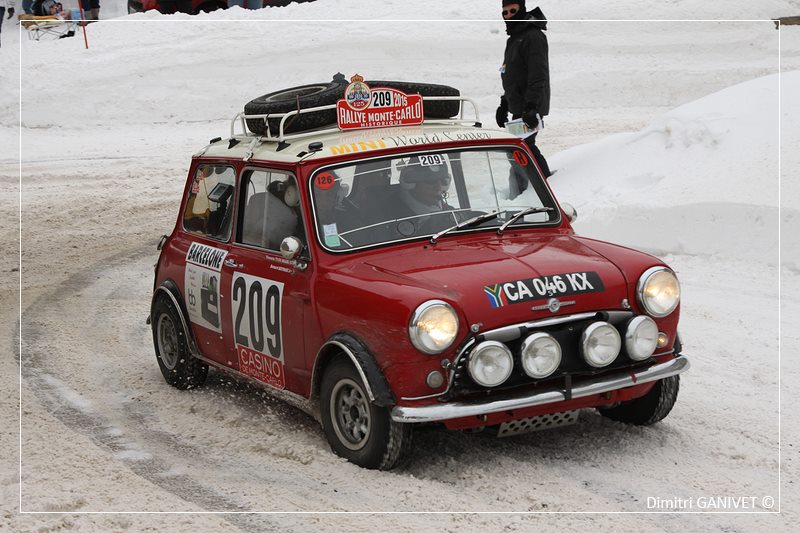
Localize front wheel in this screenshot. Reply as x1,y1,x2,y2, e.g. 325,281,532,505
320,358,412,470
598,375,680,425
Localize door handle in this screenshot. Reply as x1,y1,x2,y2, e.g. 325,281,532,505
224,258,243,269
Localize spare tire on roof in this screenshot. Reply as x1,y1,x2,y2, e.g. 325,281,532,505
244,82,345,136
244,79,461,135
364,81,460,119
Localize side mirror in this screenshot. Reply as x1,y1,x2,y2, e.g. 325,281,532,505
561,203,578,223
280,236,304,261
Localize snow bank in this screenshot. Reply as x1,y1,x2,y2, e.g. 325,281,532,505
549,73,785,264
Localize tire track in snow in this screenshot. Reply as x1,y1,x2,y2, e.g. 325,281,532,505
16,244,296,530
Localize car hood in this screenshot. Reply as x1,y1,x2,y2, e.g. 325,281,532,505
359,232,632,331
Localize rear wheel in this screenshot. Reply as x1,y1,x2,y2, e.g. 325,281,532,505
151,294,208,390
320,358,412,470
598,375,680,425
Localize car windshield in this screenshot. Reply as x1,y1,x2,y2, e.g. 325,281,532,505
309,148,559,250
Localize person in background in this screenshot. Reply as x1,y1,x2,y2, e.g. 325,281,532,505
32,0,62,16
0,0,14,48
22,0,31,13
159,0,192,14
496,0,552,187
227,0,259,10
82,0,99,20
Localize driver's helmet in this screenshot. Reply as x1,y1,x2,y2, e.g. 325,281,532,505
399,156,451,188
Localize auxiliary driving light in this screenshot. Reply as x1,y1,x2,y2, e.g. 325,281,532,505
581,322,621,368
520,332,562,379
625,316,659,361
468,341,514,387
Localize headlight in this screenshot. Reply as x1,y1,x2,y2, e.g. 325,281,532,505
468,341,514,387
625,315,659,361
637,267,680,317
581,321,621,368
520,332,562,378
408,300,459,354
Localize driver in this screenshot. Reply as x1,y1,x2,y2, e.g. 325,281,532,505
393,156,454,219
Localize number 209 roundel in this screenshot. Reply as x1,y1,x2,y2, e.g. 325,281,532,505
231,272,285,389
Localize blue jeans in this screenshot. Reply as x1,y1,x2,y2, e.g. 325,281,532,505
23,0,35,14
228,0,259,8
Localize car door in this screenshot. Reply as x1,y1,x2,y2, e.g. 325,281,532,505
179,162,238,366
220,167,311,394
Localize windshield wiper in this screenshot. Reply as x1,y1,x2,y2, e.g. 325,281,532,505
430,211,503,244
497,206,555,235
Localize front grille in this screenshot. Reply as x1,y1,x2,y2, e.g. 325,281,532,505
450,311,651,397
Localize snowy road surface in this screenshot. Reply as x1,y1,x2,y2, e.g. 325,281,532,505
2,1,799,531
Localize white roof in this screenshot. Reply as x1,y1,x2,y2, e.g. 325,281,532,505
196,124,520,164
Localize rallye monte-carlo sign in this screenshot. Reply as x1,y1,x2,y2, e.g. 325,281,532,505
337,74,424,131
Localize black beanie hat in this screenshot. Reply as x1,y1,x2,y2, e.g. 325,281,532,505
502,1,527,19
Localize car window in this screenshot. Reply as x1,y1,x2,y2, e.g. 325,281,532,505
183,164,236,241
237,169,307,252
309,148,558,251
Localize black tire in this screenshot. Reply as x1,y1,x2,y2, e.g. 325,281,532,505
320,357,412,470
244,80,461,135
127,0,143,13
151,294,208,390
244,82,346,135
598,375,680,425
364,81,461,119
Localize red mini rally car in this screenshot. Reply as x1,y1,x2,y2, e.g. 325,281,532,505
150,76,689,469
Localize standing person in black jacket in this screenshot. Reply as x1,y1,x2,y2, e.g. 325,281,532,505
1,0,15,49
496,0,552,187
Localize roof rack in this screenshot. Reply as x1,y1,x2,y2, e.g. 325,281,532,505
229,96,483,145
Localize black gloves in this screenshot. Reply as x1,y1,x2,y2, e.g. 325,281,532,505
495,96,509,128
522,109,539,130
7,8,14,18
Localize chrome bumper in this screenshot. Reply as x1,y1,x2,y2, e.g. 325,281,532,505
390,355,690,424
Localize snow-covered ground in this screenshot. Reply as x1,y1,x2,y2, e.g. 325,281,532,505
1,0,799,531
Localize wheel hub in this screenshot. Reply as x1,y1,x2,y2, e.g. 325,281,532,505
330,378,371,451
156,314,179,370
